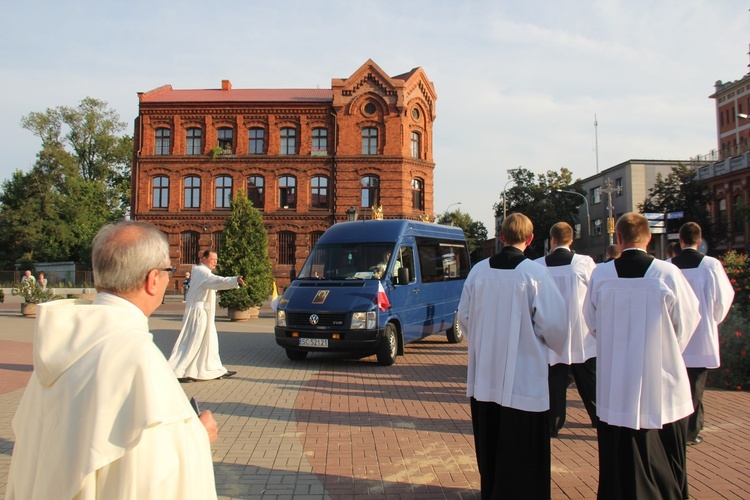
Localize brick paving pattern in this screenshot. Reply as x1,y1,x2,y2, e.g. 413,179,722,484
0,297,748,499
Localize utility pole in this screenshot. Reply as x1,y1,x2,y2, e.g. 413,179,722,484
600,178,621,245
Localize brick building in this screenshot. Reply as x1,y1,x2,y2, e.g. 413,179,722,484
131,60,437,288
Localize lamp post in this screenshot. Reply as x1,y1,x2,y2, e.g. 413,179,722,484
557,189,591,254
345,206,358,222
442,202,462,225
502,179,514,219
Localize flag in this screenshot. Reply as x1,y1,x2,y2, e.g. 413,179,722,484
270,281,280,311
377,281,391,311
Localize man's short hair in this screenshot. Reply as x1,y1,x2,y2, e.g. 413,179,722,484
502,213,534,245
616,213,651,244
550,222,574,246
679,222,702,246
666,241,681,258
93,221,170,294
605,244,621,259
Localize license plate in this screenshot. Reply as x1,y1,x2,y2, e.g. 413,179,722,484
299,338,328,348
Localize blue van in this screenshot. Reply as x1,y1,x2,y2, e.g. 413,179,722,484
274,219,470,365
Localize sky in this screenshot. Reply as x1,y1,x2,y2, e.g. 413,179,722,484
1,0,748,233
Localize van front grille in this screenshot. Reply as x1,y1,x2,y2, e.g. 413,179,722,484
287,312,347,328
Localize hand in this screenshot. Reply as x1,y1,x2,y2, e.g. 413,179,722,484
199,410,218,444
237,276,245,287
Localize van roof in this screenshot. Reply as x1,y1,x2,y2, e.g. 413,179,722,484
317,219,466,244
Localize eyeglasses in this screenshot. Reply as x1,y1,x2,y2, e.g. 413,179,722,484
159,266,177,275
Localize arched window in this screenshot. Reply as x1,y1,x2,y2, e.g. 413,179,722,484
311,176,329,209
362,128,378,155
278,231,296,265
361,176,380,208
215,176,233,208
180,231,200,265
411,178,424,210
217,127,233,151
186,128,202,155
410,131,421,159
249,128,265,154
733,194,745,233
247,175,265,209
281,128,296,155
312,128,327,153
279,175,297,208
155,128,170,155
184,176,201,209
152,176,169,208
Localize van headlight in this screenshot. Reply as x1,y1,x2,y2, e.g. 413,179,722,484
276,310,286,327
351,311,376,330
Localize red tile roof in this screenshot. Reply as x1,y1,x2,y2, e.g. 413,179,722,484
140,88,333,103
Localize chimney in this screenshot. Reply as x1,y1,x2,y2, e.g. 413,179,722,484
221,80,232,91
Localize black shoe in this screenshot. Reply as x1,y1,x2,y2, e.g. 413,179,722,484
687,436,703,446
219,370,237,379
178,377,195,383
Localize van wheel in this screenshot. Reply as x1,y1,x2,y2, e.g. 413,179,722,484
446,312,464,344
376,323,398,366
285,349,308,361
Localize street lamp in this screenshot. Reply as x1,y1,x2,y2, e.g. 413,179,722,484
442,202,462,226
502,179,514,219
557,189,591,253
345,206,358,222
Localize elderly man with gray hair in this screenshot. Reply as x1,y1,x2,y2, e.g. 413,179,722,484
6,221,218,499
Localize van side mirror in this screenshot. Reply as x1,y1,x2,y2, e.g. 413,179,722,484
397,267,410,285
289,269,297,282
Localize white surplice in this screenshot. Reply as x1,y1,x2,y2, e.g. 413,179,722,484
535,252,597,365
6,294,216,500
679,256,735,368
169,263,239,380
459,258,568,412
584,259,701,429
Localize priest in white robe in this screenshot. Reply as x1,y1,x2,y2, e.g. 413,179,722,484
459,213,567,499
6,221,218,500
169,249,245,381
671,222,734,445
584,212,701,500
535,222,598,437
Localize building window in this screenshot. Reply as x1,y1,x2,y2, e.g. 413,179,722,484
280,128,296,155
615,177,623,196
311,176,329,209
364,102,377,115
249,128,264,154
362,128,378,155
217,127,233,151
361,176,380,208
279,175,297,208
215,175,233,208
733,194,745,233
593,218,603,235
312,128,327,153
247,175,264,209
212,231,223,255
411,178,424,210
181,231,200,265
278,231,296,265
410,132,421,159
155,128,170,155
152,176,169,208
310,230,324,249
718,198,727,225
184,176,201,209
186,128,202,155
591,187,601,204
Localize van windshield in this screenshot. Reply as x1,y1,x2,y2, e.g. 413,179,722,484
298,243,395,280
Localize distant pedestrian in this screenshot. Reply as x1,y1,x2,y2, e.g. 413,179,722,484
183,272,191,303
458,213,567,499
37,272,47,289
603,244,620,262
666,241,681,260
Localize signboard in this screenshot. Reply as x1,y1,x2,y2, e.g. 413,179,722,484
667,211,685,219
668,233,680,240
650,227,666,234
643,213,664,220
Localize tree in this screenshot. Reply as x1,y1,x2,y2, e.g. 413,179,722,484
217,191,275,310
493,167,585,258
639,164,718,253
0,98,131,267
436,209,488,254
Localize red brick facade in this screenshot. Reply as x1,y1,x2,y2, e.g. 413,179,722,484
131,60,437,288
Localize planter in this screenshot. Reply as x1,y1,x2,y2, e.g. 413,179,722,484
20,302,37,317
227,306,259,321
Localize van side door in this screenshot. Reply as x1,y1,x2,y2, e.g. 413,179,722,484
386,244,425,342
